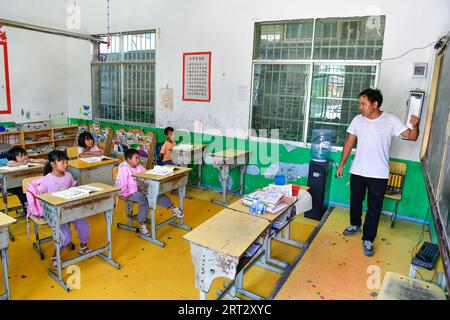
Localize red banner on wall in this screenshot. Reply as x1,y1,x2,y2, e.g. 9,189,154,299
0,30,11,114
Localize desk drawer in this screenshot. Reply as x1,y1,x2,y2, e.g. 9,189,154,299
57,194,115,224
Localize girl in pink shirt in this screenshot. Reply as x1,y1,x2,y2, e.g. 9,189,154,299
116,148,183,237
40,150,91,270
77,131,102,158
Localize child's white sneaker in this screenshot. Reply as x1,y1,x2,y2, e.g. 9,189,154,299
139,224,151,237
171,207,184,218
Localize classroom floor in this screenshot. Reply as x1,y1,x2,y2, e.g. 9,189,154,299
275,207,436,300
0,189,435,300
0,187,314,300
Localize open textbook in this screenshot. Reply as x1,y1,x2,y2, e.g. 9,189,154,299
79,156,111,164
145,165,175,176
52,185,104,200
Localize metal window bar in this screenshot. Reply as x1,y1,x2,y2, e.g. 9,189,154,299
92,31,156,125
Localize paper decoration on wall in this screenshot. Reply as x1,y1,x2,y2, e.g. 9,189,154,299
262,162,310,181
182,51,211,102
0,30,11,114
80,105,91,117
160,87,173,110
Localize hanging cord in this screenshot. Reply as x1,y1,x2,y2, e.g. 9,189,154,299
106,0,111,48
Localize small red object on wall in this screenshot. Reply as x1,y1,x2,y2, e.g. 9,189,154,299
0,29,11,114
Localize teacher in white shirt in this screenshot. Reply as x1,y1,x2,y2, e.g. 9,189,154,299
336,88,419,256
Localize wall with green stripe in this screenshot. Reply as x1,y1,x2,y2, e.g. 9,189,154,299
68,118,432,226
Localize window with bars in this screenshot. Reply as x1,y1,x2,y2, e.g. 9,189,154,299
92,31,156,125
251,16,385,146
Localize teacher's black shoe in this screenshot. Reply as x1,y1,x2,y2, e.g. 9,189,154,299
363,240,374,256
343,225,361,236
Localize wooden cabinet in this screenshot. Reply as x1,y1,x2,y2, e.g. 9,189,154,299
0,125,78,158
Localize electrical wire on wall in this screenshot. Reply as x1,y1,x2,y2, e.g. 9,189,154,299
377,40,437,83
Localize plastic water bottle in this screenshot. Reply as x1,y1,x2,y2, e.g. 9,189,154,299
250,195,259,215
311,129,335,162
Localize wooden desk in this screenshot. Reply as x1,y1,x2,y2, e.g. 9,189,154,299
172,144,209,197
36,183,121,291
133,166,192,247
0,164,44,219
378,272,447,300
68,158,120,186
0,212,16,300
209,150,250,206
228,193,302,273
183,209,270,300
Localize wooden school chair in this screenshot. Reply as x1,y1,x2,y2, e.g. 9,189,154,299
112,167,141,233
66,146,78,160
384,161,407,228
22,177,75,260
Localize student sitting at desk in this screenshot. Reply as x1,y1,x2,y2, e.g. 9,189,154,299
40,150,92,270
116,148,184,237
159,127,176,165
6,147,47,208
78,131,102,158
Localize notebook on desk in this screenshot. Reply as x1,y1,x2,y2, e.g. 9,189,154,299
52,185,104,200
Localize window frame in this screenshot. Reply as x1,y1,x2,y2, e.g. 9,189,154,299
91,29,156,126
249,17,382,150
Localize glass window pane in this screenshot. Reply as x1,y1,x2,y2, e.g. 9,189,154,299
123,63,155,124
92,64,122,121
254,20,314,60
123,32,156,61
93,30,156,124
99,34,121,62
308,64,377,146
251,64,310,141
314,16,385,60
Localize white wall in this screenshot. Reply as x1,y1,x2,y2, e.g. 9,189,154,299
0,0,69,124
1,0,449,161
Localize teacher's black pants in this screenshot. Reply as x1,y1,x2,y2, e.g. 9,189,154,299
350,174,388,242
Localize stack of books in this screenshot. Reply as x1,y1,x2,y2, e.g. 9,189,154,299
242,190,288,215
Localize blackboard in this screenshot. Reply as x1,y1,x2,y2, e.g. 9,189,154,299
422,38,450,282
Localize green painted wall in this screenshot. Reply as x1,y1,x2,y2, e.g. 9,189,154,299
68,118,431,223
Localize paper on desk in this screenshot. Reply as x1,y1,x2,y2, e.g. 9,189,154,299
145,165,175,176
52,185,104,200
173,144,194,151
79,156,110,163
265,184,293,196
265,202,288,214
0,164,33,171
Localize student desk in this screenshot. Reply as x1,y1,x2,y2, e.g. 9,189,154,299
228,194,301,273
172,144,208,190
0,213,16,300
209,150,250,206
0,164,45,218
133,166,192,247
36,183,121,291
183,209,270,300
378,272,447,300
68,158,120,186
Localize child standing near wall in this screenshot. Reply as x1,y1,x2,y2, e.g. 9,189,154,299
116,148,184,237
78,131,103,158
6,147,47,208
159,127,176,165
40,150,91,270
